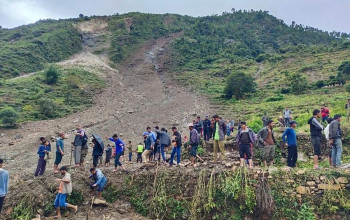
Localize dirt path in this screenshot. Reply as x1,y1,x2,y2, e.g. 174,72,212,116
0,19,212,218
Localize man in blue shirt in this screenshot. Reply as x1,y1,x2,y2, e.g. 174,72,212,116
0,158,9,214
89,168,107,198
106,134,125,172
282,121,298,168
54,133,65,174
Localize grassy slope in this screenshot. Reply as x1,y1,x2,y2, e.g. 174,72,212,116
0,20,82,78
0,67,105,122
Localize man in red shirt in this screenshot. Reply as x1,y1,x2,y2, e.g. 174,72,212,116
321,105,330,123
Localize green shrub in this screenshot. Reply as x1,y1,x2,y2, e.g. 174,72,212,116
45,66,60,85
66,190,84,205
247,116,263,133
345,84,350,93
266,95,284,102
0,107,19,128
280,88,291,94
224,72,257,99
38,98,58,118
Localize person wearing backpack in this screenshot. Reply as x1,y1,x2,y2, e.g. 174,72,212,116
73,125,86,167
53,166,78,218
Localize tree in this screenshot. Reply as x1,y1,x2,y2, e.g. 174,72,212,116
287,72,308,94
224,72,256,99
79,14,84,18
0,107,19,128
45,66,59,85
338,61,350,80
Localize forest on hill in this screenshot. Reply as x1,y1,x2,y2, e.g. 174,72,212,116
0,10,350,127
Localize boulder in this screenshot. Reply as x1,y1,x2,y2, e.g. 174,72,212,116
336,177,348,184
296,186,310,195
225,162,233,168
306,181,316,187
93,198,108,206
318,184,341,190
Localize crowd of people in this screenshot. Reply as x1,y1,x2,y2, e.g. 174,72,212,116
0,100,347,216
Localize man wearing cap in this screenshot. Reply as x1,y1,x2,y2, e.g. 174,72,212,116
0,158,9,214
188,123,200,165
212,115,227,163
329,114,343,167
308,109,324,169
203,116,211,141
257,120,276,167
346,99,350,121
282,121,298,168
169,127,182,166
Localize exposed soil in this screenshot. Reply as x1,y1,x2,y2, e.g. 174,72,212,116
0,18,212,219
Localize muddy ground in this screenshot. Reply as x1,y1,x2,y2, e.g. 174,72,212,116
0,18,212,219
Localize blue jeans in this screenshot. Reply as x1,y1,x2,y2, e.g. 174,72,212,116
115,152,122,167
129,152,132,161
332,138,342,167
284,117,290,127
170,147,181,165
160,144,167,162
204,129,210,141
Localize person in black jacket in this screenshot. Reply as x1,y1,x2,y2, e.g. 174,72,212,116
91,139,103,168
169,127,182,166
307,109,324,169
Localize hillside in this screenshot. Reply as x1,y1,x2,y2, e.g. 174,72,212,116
2,11,350,220
0,20,82,78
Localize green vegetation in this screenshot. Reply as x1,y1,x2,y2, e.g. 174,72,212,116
0,20,82,78
0,67,104,123
224,72,256,99
0,106,19,128
44,66,60,85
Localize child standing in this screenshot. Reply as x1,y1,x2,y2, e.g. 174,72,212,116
137,143,144,163
128,141,133,163
105,144,112,167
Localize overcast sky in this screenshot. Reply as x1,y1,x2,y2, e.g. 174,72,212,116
0,0,349,33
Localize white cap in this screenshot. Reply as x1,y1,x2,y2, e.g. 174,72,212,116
187,123,194,127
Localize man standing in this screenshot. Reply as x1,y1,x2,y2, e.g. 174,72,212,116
188,123,200,165
0,158,9,214
345,99,350,121
53,166,77,218
203,115,211,141
73,125,85,167
107,134,125,172
54,133,65,174
142,132,155,163
282,121,298,168
157,128,171,163
283,108,292,127
257,120,276,167
196,116,203,136
35,139,51,176
236,122,256,169
212,115,227,163
308,109,324,169
169,127,182,166
91,138,103,168
329,115,343,167
321,105,330,123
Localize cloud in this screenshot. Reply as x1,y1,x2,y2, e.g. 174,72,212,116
0,0,57,27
